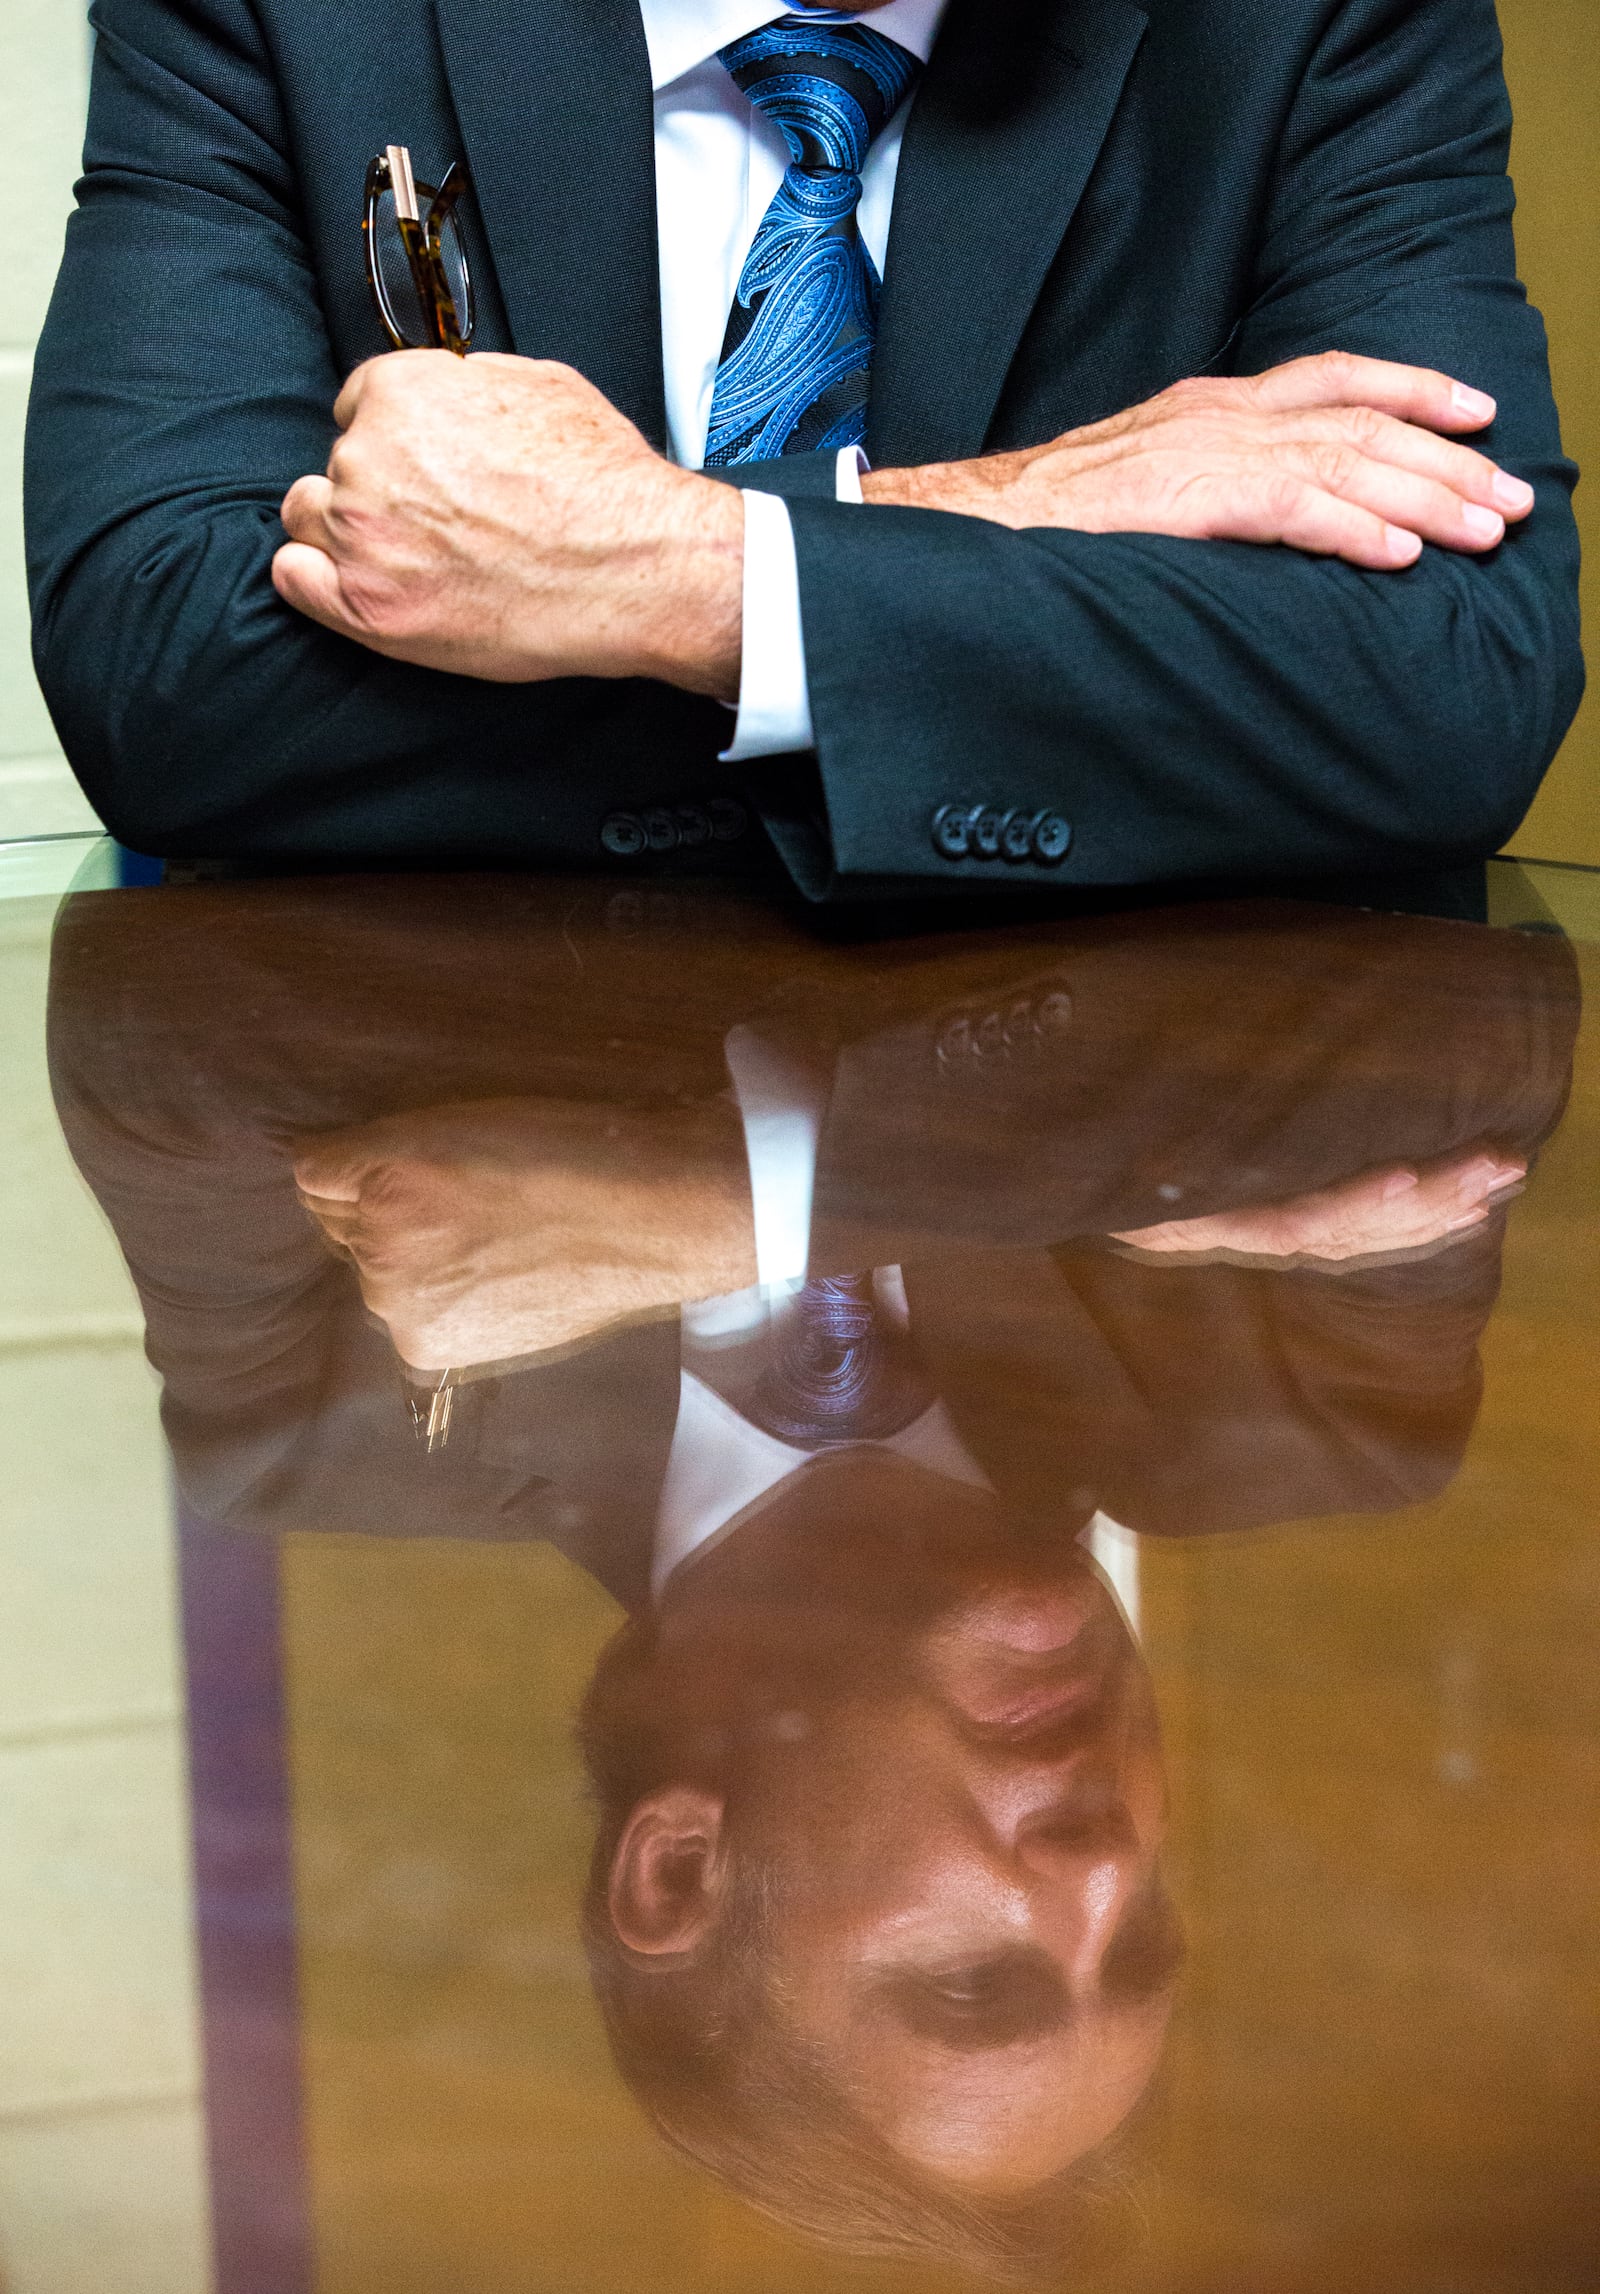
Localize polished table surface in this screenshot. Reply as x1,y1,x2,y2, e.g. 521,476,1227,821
1,850,1598,2294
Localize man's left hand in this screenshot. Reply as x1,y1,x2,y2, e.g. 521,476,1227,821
273,353,743,697
1110,1149,1526,1269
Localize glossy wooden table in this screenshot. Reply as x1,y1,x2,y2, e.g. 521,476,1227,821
2,848,1596,2294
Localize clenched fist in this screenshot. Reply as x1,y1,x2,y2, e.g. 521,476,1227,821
292,1093,758,1371
273,353,744,693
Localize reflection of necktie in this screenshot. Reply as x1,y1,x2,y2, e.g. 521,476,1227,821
705,17,921,466
743,1274,936,1448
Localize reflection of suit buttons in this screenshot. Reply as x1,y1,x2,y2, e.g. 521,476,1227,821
1037,988,1074,1033
1031,810,1072,864
675,804,712,849
999,808,1037,863
708,797,749,842
969,805,1005,859
931,804,972,860
600,812,646,858
642,807,679,853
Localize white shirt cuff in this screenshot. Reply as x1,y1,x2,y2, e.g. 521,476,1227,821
721,489,816,762
722,1023,828,1289
835,444,869,504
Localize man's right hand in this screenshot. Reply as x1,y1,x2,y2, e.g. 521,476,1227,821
292,1095,757,1372
862,353,1536,571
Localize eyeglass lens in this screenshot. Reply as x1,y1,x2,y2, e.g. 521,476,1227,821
369,185,472,350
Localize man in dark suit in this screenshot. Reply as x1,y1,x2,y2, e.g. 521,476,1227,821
25,0,1582,904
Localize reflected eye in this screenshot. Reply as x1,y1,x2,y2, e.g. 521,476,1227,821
928,1966,1008,2009
882,1948,1070,2048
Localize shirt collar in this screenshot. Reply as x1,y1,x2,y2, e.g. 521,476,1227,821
640,0,950,96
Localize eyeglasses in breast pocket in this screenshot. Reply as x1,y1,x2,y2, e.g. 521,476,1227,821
363,145,475,354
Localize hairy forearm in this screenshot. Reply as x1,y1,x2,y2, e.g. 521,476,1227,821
862,453,1038,524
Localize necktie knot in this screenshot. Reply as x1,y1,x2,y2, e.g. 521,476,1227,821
719,17,921,177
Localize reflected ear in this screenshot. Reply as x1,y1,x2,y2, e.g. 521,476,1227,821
608,1786,728,1958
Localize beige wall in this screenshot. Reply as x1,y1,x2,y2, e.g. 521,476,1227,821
0,889,210,2293
1500,0,1600,864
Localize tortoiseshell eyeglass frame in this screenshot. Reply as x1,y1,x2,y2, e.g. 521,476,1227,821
363,145,474,355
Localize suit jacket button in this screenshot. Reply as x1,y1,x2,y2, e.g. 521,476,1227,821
931,804,972,859
642,807,680,853
676,803,712,849
600,811,646,858
1032,810,1073,864
969,804,1005,860
708,797,749,842
999,807,1037,862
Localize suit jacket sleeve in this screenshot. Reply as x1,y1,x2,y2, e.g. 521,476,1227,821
784,0,1584,897
910,1235,1501,1540
23,0,729,862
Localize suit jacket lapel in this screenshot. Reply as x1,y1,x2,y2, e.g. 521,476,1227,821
870,0,1149,466
435,0,669,447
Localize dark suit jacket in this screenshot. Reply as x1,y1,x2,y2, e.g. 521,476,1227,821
45,878,1580,1608
24,0,1582,901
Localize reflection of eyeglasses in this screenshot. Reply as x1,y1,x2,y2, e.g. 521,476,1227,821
363,144,474,354
404,1362,462,1453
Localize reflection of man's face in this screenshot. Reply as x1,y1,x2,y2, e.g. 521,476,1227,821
760,1539,1170,2190
608,1452,1175,2200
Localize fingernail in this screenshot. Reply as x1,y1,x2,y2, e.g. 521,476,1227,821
1493,472,1535,514
1382,1169,1421,1200
1446,1210,1490,1233
1461,503,1505,543
1386,525,1423,564
1452,384,1497,422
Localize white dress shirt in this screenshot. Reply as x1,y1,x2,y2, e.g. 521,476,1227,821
638,0,950,758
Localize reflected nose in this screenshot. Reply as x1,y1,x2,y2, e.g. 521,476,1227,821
1016,1798,1143,1984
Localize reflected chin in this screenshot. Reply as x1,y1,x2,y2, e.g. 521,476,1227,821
874,1993,1176,2196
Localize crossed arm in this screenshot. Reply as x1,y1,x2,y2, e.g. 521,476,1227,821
272,346,1536,701
25,0,1582,875
292,1093,1523,1371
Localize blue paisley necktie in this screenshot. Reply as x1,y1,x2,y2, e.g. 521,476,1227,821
705,17,922,468
743,1274,936,1449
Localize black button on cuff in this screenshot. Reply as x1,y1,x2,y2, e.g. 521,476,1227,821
675,804,712,849
600,812,646,858
969,804,1005,860
931,803,972,860
708,797,749,842
641,807,680,853
1031,810,1072,864
999,808,1036,863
